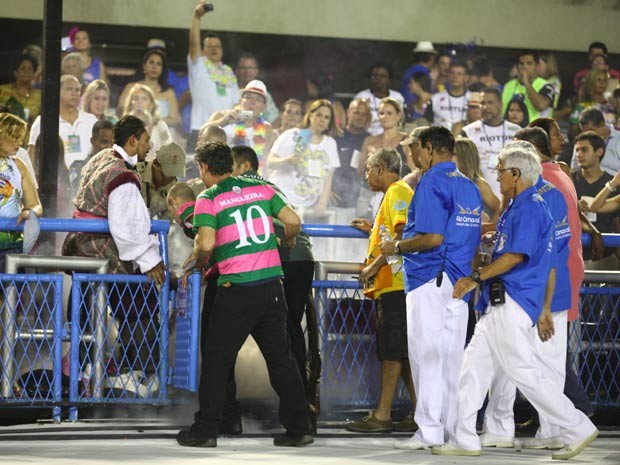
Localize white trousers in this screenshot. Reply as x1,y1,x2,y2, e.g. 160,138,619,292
484,310,567,439
453,294,596,451
406,273,468,445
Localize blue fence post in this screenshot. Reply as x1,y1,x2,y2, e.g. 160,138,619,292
51,275,64,423
68,279,82,421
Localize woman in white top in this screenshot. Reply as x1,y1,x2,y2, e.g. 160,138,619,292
122,84,171,160
267,99,341,216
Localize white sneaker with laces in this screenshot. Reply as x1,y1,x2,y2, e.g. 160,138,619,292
393,436,435,450
520,436,564,450
480,432,515,448
551,430,599,460
432,443,481,456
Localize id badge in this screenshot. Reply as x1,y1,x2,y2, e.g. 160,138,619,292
487,150,499,169
67,134,81,154
216,82,226,96
307,159,322,178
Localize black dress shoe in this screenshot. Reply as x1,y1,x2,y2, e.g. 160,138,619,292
273,434,314,447
176,427,217,447
220,417,242,435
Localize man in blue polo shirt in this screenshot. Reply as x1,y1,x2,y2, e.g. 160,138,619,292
380,126,482,450
481,141,573,450
434,142,598,460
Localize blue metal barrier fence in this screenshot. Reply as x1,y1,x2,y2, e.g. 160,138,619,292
0,219,618,419
306,225,620,410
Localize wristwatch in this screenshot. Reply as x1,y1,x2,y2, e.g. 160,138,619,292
394,241,401,255
470,270,483,284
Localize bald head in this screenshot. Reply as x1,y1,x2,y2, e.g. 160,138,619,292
198,124,227,148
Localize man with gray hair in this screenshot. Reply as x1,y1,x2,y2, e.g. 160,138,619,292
348,147,416,433
434,142,598,459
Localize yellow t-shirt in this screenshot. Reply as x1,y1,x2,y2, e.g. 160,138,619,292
364,180,413,299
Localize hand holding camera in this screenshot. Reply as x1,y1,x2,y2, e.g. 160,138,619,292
195,2,214,18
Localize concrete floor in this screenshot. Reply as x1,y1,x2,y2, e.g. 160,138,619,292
1,422,619,465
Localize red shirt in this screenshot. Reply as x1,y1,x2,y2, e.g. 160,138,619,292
542,162,583,321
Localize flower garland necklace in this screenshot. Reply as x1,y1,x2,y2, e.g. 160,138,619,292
203,60,237,87
234,116,266,158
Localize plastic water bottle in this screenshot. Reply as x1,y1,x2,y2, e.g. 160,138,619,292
177,285,187,318
379,225,399,266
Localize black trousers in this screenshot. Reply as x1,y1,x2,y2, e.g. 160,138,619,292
281,260,315,392
195,280,309,437
201,274,240,420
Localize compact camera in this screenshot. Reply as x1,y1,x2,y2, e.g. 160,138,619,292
202,3,214,12
239,110,253,120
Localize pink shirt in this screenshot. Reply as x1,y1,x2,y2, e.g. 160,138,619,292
542,162,583,321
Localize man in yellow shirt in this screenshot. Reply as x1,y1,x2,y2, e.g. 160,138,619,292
347,147,416,433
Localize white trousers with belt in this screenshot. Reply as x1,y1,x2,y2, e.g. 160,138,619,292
406,273,469,445
452,293,596,451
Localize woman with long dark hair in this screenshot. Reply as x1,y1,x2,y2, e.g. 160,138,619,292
117,49,181,130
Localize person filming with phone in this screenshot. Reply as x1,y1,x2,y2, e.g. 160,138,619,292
187,1,238,151
201,80,274,173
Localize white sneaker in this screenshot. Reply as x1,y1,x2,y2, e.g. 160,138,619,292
432,443,481,456
480,432,515,448
393,436,435,450
551,430,599,460
520,436,564,450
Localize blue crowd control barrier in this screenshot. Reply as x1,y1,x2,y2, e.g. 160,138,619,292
313,280,382,408
171,272,201,392
301,223,620,247
570,284,620,407
0,274,64,420
68,273,169,406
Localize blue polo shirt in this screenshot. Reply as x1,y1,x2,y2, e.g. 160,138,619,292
481,185,554,324
535,176,571,312
402,161,482,295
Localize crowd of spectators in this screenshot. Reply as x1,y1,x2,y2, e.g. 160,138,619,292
0,4,618,457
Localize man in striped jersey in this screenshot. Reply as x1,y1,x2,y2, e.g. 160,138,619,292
176,142,313,448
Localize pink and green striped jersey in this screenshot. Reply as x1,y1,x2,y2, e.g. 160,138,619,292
194,176,287,285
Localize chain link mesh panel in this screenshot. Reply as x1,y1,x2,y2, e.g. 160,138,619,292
0,274,64,405
314,280,384,408
569,284,620,407
69,274,169,404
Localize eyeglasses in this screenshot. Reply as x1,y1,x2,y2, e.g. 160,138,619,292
495,165,517,174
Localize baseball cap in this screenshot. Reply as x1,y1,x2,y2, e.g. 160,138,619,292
156,141,186,178
401,126,429,146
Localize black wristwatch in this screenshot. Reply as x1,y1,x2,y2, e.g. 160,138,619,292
394,241,401,255
470,270,483,284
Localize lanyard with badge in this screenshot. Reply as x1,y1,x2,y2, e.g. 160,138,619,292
65,119,81,154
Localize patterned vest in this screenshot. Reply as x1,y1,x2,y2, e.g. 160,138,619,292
74,149,141,217
62,149,141,273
